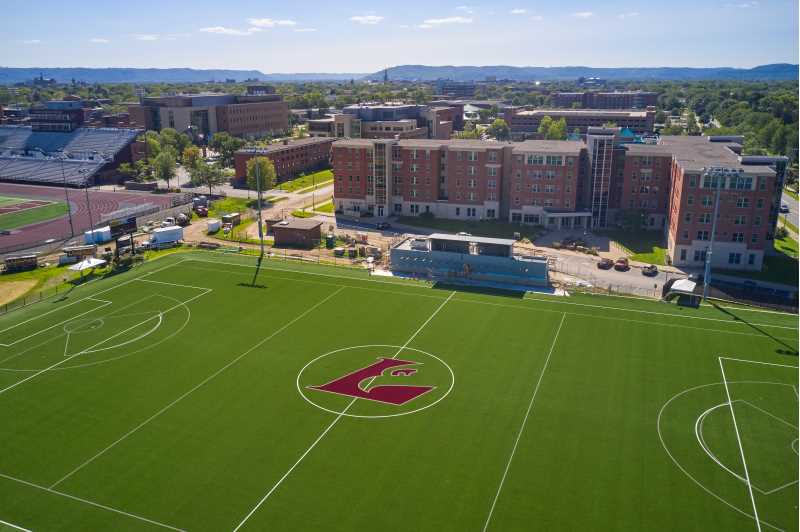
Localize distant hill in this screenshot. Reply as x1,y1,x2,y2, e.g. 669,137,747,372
0,68,365,84
364,64,799,82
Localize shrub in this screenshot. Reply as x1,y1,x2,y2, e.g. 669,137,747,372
775,226,789,239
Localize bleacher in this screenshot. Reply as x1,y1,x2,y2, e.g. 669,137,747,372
0,126,140,186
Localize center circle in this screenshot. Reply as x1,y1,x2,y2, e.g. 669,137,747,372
297,344,454,419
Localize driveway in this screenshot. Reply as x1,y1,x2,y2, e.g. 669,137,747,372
781,191,798,232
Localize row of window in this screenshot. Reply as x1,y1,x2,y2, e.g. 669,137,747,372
679,248,757,266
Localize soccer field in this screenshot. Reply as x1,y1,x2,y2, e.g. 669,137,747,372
0,251,796,531
0,195,68,231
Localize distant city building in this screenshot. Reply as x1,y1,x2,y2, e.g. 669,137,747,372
232,136,334,186
552,91,659,109
331,133,784,271
29,100,85,132
434,80,477,98
128,85,289,139
504,107,656,135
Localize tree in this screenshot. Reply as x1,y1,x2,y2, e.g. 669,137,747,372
152,150,176,189
209,132,246,167
183,145,202,169
539,117,567,140
189,160,226,196
246,156,277,198
118,162,136,180
487,118,510,141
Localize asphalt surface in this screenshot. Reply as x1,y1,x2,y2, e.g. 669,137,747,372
781,191,798,231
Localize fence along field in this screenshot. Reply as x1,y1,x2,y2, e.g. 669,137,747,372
0,251,795,531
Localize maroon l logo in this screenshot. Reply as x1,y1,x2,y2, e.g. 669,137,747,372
308,358,435,405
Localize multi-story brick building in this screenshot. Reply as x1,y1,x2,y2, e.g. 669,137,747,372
552,91,659,109
233,137,334,185
504,107,656,135
128,85,288,139
308,103,457,140
332,133,786,271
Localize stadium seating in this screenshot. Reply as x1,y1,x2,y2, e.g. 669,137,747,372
0,126,140,186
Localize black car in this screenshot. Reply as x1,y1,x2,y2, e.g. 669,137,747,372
641,264,658,277
376,222,391,230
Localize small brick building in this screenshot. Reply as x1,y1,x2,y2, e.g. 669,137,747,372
271,218,323,248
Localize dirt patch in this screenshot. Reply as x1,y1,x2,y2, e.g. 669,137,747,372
0,280,37,306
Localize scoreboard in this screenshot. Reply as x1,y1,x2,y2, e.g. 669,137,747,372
109,216,137,239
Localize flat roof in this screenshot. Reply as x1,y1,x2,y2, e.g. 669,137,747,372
659,136,774,174
274,218,323,230
516,109,649,118
236,136,333,155
428,233,516,246
512,139,584,155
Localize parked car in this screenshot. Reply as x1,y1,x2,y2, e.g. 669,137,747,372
614,257,630,271
376,222,391,230
597,258,614,270
780,203,790,213
641,264,659,276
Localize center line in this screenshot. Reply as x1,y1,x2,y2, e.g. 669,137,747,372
231,291,456,532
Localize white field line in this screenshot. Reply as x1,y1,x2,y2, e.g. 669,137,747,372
0,518,31,531
719,356,799,370
136,278,213,291
482,313,566,532
0,293,162,368
0,471,184,531
522,294,797,330
737,399,798,430
0,289,211,397
718,357,762,532
183,256,798,336
49,286,345,490
0,299,112,347
0,255,183,333
231,291,456,532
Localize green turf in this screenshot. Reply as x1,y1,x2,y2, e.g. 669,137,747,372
0,201,68,231
0,251,796,531
276,170,333,193
0,196,29,208
313,201,334,214
598,229,669,265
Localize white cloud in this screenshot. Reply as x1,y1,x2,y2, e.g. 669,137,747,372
165,33,191,40
133,34,159,41
89,37,110,43
617,12,639,19
572,11,593,18
456,5,475,14
21,39,42,44
726,1,759,7
248,18,297,27
509,8,527,15
350,15,384,24
419,16,473,28
530,15,543,21
294,28,317,32
200,26,261,36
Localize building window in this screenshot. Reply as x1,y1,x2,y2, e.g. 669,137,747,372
756,198,764,209
684,213,692,223
693,249,706,262
734,215,747,225
467,207,476,217
754,216,761,226
731,232,744,242
487,167,497,177
526,154,544,165
699,213,711,224
512,212,522,222
455,207,461,216
680,249,687,261
696,230,709,241
736,197,750,208
488,151,498,162
728,253,742,265
748,254,755,265
687,195,694,205
751,233,758,243
467,151,477,161
487,179,496,189
394,203,402,213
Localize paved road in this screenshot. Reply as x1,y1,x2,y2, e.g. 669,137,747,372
781,191,798,231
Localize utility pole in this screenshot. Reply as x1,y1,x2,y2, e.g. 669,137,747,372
702,181,722,300
255,162,265,260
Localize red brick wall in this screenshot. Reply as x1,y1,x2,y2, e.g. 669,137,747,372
332,145,370,199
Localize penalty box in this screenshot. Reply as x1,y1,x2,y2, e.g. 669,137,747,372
0,278,212,353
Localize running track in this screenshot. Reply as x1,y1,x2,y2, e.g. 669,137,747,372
0,183,177,251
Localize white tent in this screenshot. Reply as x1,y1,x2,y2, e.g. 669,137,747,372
69,257,107,272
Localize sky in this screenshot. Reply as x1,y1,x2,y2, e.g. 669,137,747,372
2,0,798,73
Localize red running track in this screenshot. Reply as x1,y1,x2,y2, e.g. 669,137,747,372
0,183,177,250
